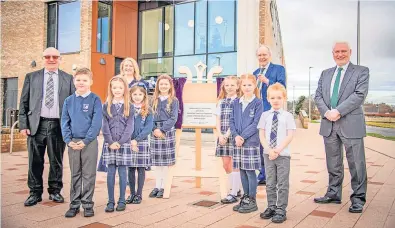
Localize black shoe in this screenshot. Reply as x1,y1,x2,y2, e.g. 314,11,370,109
49,193,64,203
221,194,238,204
238,196,258,213
126,194,135,204
258,179,266,186
116,203,126,211
233,194,248,211
236,190,242,198
105,203,115,213
65,208,80,218
24,194,42,207
314,196,341,204
84,208,94,217
260,207,276,219
349,203,363,213
156,189,164,198
272,213,287,223
149,188,159,198
132,195,142,204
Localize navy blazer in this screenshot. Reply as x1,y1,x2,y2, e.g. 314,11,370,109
253,63,286,111
230,97,263,147
132,111,154,141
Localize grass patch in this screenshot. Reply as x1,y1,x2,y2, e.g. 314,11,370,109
311,120,320,123
367,133,395,141
366,122,395,129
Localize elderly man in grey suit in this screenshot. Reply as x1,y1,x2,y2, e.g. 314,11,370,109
19,47,75,206
313,42,369,213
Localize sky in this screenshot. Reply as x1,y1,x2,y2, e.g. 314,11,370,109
276,0,395,104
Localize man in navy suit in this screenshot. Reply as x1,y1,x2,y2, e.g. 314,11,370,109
253,45,286,185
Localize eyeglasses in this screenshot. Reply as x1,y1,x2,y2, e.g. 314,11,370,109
43,55,60,60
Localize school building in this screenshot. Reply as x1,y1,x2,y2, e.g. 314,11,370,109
0,0,285,130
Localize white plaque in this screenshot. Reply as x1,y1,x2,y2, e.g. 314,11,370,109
183,103,216,127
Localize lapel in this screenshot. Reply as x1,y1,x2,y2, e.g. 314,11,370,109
265,63,274,80
37,68,45,97
58,70,65,95
323,67,336,105
338,62,355,100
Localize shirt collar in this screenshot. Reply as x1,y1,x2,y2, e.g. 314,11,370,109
269,108,284,114
44,69,59,75
134,103,142,108
112,99,124,104
75,91,91,98
336,62,350,72
239,95,256,103
226,95,238,100
260,62,271,70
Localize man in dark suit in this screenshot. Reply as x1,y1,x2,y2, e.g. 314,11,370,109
19,47,75,206
253,45,286,185
314,42,369,213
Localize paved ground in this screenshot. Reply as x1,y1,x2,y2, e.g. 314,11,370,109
366,126,395,137
1,124,395,228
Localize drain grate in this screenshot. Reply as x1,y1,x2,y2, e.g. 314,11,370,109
193,200,219,208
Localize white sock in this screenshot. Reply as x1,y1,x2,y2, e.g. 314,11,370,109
155,167,163,189
231,171,241,196
161,166,169,189
228,173,233,191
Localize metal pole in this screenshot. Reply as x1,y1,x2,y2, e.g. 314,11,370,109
308,67,313,121
357,0,360,65
293,85,295,115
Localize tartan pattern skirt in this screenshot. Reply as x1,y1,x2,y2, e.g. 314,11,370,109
102,143,134,166
233,146,261,170
215,98,234,157
150,122,176,166
215,136,234,157
130,139,151,167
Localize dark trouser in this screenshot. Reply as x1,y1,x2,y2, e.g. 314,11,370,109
324,122,367,205
68,139,98,209
128,167,146,196
240,169,257,198
27,118,65,196
257,145,266,181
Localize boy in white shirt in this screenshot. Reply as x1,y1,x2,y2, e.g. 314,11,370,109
257,83,296,223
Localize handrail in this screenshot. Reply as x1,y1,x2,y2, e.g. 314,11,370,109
9,120,19,154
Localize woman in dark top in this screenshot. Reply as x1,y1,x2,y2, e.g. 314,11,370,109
120,58,148,88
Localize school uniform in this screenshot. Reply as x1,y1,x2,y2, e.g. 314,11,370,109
151,97,179,166
215,96,237,157
257,109,296,215
230,96,263,170
61,91,102,210
131,106,154,167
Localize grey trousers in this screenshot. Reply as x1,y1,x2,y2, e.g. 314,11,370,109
323,123,367,205
264,154,290,214
68,139,98,209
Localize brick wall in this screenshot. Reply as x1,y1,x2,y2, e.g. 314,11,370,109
1,129,27,153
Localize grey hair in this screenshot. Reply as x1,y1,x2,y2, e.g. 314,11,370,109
256,44,272,56
332,41,351,50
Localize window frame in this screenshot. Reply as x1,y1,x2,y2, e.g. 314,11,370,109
96,0,113,54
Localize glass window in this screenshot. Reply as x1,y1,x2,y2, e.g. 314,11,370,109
173,55,206,78
97,2,112,54
207,52,237,77
115,57,124,75
195,0,207,54
164,6,174,56
58,1,81,53
140,58,173,78
140,9,163,58
208,0,235,53
2,78,18,126
174,3,194,56
47,3,57,48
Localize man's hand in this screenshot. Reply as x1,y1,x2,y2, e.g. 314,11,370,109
20,129,30,136
325,109,341,121
235,136,244,147
258,75,269,85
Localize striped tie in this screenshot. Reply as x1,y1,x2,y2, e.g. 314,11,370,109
269,111,279,149
115,103,122,113
44,71,55,109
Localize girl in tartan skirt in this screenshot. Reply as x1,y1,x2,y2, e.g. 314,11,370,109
126,83,154,204
215,76,243,204
149,74,179,198
230,74,263,213
101,76,135,213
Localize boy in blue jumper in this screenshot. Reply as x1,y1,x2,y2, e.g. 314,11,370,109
61,67,103,218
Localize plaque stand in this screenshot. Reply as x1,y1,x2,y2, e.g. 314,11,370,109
163,62,228,199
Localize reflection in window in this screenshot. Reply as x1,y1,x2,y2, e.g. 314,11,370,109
208,0,235,53
164,6,174,56
174,55,206,78
58,1,81,53
97,2,112,54
115,57,124,75
207,52,237,77
140,58,173,78
175,3,194,56
195,0,207,54
140,9,163,58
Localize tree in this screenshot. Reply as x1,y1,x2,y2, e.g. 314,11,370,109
295,96,306,115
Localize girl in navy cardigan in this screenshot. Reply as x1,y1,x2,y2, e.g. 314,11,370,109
216,76,242,204
126,83,154,204
149,74,179,198
230,74,263,213
101,76,134,213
